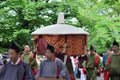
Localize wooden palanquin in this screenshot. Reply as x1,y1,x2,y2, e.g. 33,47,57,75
34,34,88,56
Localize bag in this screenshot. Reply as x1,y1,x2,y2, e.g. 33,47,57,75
110,55,120,75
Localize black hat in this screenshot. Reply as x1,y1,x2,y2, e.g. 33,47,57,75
47,44,54,53
9,41,21,53
113,40,119,47
90,45,95,51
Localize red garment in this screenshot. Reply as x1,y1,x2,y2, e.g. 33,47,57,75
97,68,103,76
69,73,75,80
82,67,86,74
94,55,99,67
104,70,110,80
30,53,34,62
35,38,47,55
94,55,103,76
32,68,37,75
107,55,111,66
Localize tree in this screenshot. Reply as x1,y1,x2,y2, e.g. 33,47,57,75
0,0,120,53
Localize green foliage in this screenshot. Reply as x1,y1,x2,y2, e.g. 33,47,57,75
0,0,120,53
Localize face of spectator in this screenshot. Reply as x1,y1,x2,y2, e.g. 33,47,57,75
112,45,119,54
45,49,54,60
90,50,95,55
86,50,90,55
9,49,19,63
107,50,111,55
24,45,31,53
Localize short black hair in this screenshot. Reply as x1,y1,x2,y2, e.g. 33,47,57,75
47,44,55,53
9,41,21,53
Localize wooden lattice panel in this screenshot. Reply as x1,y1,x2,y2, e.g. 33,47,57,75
41,35,88,56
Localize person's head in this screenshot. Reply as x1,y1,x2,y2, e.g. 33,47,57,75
99,53,103,57
9,41,21,63
90,45,95,54
45,44,55,60
73,55,77,58
86,49,89,55
24,45,31,53
106,48,111,55
112,40,119,54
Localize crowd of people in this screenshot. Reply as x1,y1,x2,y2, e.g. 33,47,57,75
0,40,120,80
73,40,120,80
